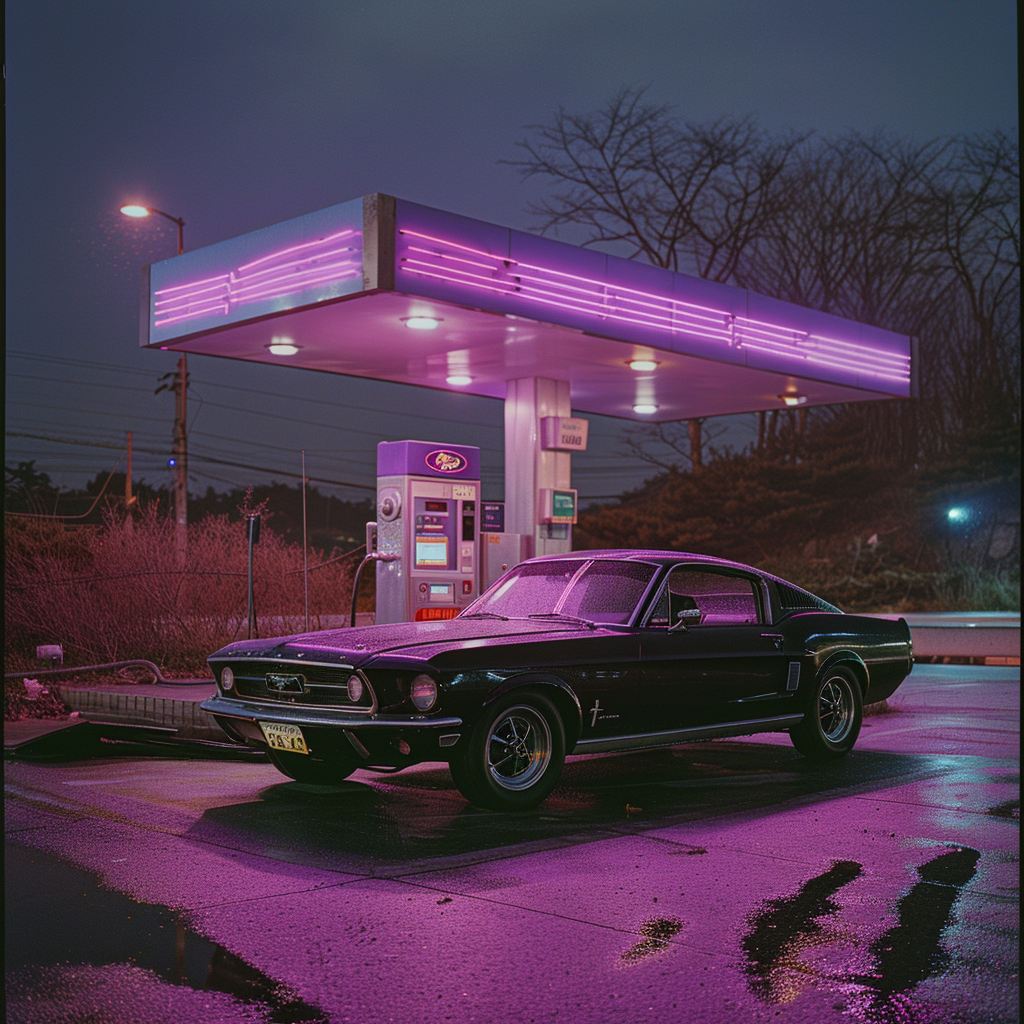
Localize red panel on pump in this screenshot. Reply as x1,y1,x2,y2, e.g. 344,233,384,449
414,607,459,622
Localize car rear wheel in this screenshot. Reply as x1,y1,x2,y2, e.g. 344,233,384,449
449,692,565,810
266,749,358,784
790,665,863,759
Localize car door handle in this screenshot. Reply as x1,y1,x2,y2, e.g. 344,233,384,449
761,633,784,649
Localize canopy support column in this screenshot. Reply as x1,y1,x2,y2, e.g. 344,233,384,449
504,377,573,559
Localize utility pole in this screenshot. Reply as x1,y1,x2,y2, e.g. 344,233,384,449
120,204,187,563
125,431,134,532
173,355,188,565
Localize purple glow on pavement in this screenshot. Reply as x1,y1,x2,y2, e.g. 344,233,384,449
397,228,911,387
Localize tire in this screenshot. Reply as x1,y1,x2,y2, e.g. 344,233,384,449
449,692,565,810
790,665,863,759
266,748,358,784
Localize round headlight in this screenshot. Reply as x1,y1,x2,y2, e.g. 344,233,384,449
410,674,437,711
346,674,364,702
221,666,234,691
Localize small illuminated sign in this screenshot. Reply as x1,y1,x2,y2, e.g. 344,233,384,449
540,488,578,524
425,450,468,474
482,501,505,533
541,416,589,452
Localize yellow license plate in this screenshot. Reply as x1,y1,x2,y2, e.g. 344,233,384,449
259,721,308,755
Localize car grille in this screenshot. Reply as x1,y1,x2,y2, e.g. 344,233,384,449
223,660,375,711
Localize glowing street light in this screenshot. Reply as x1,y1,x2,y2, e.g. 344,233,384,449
120,204,186,255
947,507,969,523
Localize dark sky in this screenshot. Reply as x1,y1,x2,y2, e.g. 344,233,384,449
5,0,1018,506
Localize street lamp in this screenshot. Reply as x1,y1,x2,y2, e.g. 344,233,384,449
121,203,188,564
120,205,185,255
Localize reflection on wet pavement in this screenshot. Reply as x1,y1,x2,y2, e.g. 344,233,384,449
4,841,328,1024
742,847,984,1023
619,917,684,965
742,859,863,1003
190,743,947,872
861,847,980,1006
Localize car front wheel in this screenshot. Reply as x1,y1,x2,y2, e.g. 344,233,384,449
790,666,863,759
449,692,565,810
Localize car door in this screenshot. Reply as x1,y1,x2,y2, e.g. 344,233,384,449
637,566,789,731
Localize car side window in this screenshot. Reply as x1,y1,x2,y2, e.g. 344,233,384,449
647,567,761,627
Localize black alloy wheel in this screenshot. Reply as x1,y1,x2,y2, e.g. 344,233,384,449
789,665,863,759
449,691,566,810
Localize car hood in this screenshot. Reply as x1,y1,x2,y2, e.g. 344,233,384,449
209,617,598,667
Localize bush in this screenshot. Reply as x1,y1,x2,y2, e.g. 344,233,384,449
4,508,363,675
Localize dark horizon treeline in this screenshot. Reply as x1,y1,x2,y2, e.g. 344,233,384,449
3,463,374,553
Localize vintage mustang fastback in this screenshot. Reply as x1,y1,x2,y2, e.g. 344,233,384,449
202,551,913,809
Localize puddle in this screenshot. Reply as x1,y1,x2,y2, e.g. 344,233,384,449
742,859,862,1002
861,846,980,998
986,798,1020,820
742,848,982,1020
619,917,684,965
4,840,327,1023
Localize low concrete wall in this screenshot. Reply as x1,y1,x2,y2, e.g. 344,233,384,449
865,613,1020,661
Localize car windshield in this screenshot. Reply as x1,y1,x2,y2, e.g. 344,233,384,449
463,559,658,624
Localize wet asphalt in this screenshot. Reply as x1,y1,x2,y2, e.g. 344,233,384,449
4,663,1019,1024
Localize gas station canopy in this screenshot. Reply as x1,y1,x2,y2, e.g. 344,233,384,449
140,194,915,421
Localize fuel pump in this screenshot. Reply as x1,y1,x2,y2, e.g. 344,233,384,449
375,441,481,624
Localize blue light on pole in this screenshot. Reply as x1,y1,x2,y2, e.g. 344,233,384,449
947,506,969,523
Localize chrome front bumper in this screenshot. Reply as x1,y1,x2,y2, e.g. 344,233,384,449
200,694,464,760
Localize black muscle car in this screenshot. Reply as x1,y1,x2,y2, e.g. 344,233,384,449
202,551,913,810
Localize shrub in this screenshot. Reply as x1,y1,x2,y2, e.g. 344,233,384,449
4,507,363,675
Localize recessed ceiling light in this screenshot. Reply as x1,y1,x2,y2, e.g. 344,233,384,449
633,403,658,415
267,340,301,356
446,374,472,386
403,316,442,330
628,359,659,372
779,394,807,407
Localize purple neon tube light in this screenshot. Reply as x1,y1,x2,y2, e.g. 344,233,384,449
153,230,361,328
397,229,910,385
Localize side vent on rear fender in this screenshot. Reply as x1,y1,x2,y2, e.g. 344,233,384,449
787,662,801,690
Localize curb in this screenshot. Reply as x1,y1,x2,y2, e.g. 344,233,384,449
48,682,224,743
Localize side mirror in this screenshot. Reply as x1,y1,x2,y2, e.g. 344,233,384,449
670,607,701,632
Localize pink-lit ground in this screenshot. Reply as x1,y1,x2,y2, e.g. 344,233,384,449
5,664,1018,1023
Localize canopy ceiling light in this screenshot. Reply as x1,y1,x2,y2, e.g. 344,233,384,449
779,394,808,407
402,316,442,330
628,359,659,372
267,340,301,356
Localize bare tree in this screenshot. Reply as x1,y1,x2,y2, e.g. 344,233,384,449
509,87,804,468
512,94,1019,477
931,130,1020,446
508,86,804,281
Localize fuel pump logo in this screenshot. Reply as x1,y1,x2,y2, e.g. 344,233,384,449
425,450,468,474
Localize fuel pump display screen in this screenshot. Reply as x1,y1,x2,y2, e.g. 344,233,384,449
414,497,456,569
415,537,449,567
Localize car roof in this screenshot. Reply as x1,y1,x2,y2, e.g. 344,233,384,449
526,549,761,574
520,549,842,613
